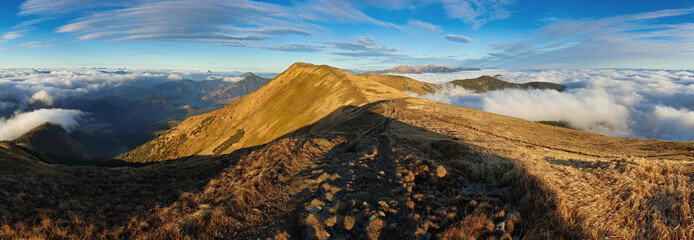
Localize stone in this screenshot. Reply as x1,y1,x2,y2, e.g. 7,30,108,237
309,205,322,213
495,222,506,233
436,165,447,178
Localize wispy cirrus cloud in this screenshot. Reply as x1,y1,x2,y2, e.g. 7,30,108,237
464,8,694,68
19,40,54,48
2,31,24,40
322,36,401,57
15,0,515,49
442,34,474,43
405,20,443,34
257,43,326,53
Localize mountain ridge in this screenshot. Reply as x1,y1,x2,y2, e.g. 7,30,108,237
449,75,566,93
117,62,410,162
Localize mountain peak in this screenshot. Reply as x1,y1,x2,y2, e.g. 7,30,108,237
119,63,410,161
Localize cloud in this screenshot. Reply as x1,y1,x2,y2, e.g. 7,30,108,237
464,8,694,68
1,31,24,40
0,68,176,116
19,40,55,48
21,0,313,46
323,36,401,57
402,68,694,141
0,108,85,140
406,20,443,34
30,90,53,105
16,0,515,52
167,74,183,81
442,34,474,43
438,0,515,29
222,76,244,83
258,43,325,53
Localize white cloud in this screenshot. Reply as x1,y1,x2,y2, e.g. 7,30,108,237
0,68,174,117
438,0,515,29
167,74,183,81
223,76,244,83
1,31,24,40
465,8,694,68
403,68,694,141
406,20,443,34
16,0,514,52
442,34,474,43
30,90,53,105
0,108,85,140
323,36,401,57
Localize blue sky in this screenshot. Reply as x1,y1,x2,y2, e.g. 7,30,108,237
0,0,692,72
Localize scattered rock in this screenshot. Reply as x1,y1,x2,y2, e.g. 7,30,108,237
495,222,506,233
460,182,487,195
379,170,385,175
309,205,323,213
436,166,447,178
493,186,511,197
403,171,415,182
344,216,356,230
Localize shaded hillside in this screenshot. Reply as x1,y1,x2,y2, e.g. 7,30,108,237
449,75,566,93
373,65,480,74
11,123,97,165
358,73,438,95
118,63,409,162
61,95,213,159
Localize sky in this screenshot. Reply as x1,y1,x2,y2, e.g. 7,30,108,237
0,0,692,72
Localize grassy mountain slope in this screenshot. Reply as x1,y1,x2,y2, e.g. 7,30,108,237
358,73,438,95
2,63,694,239
118,63,409,162
449,75,566,93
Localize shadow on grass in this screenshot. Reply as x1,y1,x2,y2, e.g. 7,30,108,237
1,100,583,239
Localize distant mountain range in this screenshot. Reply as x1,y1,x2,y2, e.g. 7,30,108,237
39,72,272,160
372,64,480,74
104,72,270,108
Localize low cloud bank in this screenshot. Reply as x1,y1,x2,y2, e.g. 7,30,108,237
0,68,270,140
402,69,694,141
0,108,86,140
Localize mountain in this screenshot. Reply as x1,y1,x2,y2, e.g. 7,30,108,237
357,73,439,95
373,64,480,74
449,75,566,93
201,72,270,106
11,123,97,165
125,95,182,121
117,63,409,162
104,72,270,108
2,63,694,239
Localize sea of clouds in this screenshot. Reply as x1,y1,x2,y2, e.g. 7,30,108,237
399,69,694,141
0,68,247,141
